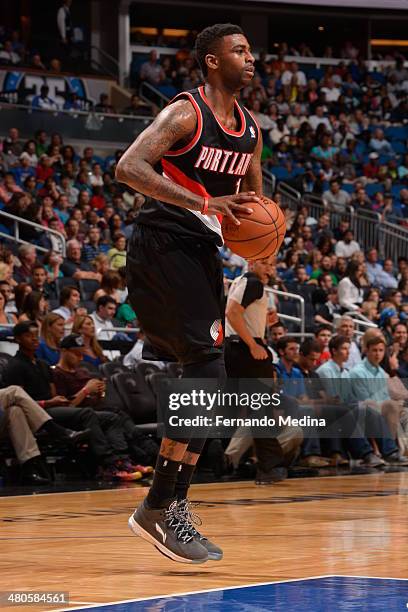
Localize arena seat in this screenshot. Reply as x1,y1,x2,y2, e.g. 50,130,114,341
111,369,159,425
0,352,12,386
55,277,79,297
79,279,101,301
99,361,129,379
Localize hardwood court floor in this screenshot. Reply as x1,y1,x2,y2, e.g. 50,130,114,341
1,473,408,610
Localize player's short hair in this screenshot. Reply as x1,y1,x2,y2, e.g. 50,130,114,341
195,23,244,77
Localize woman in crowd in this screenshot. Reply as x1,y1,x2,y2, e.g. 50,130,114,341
108,232,127,270
43,250,63,281
18,291,48,326
93,270,121,303
0,290,17,331
36,312,65,365
338,260,365,312
72,314,108,368
92,253,110,278
14,282,32,313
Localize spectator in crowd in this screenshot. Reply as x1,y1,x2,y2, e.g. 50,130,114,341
349,336,408,464
52,285,81,323
36,312,65,366
323,179,351,213
314,324,333,366
82,228,109,263
335,316,362,369
122,94,155,117
95,94,116,114
338,261,365,312
0,384,89,484
53,333,154,473
140,50,165,86
335,230,360,259
32,85,59,110
315,287,341,325
317,335,394,467
18,291,48,327
108,233,127,270
72,314,107,368
93,270,121,303
61,240,101,281
90,295,117,341
2,323,144,481
13,244,38,284
369,128,394,156
0,40,21,65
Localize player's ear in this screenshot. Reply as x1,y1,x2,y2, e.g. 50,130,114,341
205,53,218,72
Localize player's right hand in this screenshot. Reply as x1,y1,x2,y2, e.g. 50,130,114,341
249,342,269,360
207,191,260,225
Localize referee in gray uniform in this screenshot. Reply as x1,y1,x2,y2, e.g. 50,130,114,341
225,256,302,483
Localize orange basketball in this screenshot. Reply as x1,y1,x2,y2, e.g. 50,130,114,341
222,196,286,260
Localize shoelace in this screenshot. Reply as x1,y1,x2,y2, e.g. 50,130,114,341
163,500,194,543
177,499,206,540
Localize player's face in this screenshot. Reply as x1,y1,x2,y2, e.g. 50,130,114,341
216,34,255,90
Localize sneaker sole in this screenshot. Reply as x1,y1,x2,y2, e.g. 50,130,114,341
128,515,208,564
207,551,223,561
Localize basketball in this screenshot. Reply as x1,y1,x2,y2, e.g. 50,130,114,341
222,196,286,260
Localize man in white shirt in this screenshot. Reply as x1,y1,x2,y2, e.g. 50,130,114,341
365,248,384,285
281,62,306,91
309,106,332,132
335,230,360,259
335,316,361,370
0,40,20,65
323,179,351,213
321,79,341,103
90,296,117,341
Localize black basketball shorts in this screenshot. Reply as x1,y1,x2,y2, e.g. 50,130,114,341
127,224,225,365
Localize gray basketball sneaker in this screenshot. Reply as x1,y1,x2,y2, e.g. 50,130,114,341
177,498,223,561
128,499,209,564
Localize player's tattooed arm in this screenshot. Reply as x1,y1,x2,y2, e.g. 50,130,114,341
241,130,263,196
115,100,204,211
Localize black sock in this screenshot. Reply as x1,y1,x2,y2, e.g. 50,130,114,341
145,455,180,509
37,419,70,439
174,463,196,500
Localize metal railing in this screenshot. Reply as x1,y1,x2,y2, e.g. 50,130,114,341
302,192,408,257
277,182,302,210
139,81,170,110
341,311,378,337
0,210,66,257
379,220,408,261
262,168,276,199
266,286,305,340
90,45,120,80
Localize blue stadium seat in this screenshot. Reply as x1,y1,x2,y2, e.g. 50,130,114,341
392,141,406,155
271,167,289,180
368,72,386,84
365,184,384,196
385,126,408,141
341,184,354,193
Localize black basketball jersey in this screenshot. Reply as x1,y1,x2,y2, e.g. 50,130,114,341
135,85,260,245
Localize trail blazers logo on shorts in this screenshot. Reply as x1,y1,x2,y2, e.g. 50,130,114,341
210,319,224,347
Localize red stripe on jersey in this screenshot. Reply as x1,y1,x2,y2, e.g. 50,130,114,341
164,92,203,157
162,158,209,197
198,86,246,137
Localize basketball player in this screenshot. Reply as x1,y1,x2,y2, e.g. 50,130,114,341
116,23,262,564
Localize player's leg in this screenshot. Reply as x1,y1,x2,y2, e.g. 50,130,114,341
129,434,210,564
174,353,226,560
